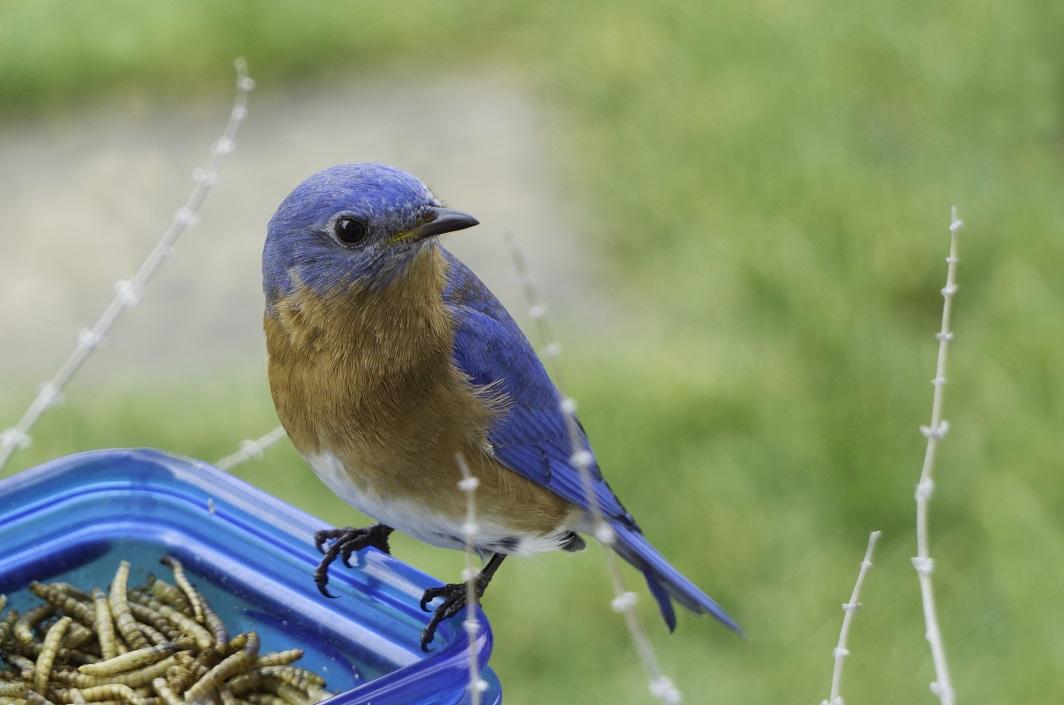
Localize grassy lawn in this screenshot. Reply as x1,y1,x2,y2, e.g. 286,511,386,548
3,1,1063,703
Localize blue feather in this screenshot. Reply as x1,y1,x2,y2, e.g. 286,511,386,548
441,249,741,633
264,163,442,302
611,524,743,634
442,249,637,526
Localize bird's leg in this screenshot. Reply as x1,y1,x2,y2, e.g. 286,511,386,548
419,553,506,651
313,523,394,598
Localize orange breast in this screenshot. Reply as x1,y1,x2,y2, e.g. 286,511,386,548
264,246,578,540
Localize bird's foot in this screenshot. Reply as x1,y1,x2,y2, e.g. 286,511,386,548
418,554,505,651
419,581,479,652
313,524,394,598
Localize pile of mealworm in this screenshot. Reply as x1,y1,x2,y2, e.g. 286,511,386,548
0,558,334,705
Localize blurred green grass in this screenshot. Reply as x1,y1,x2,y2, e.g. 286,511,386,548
2,1,1063,703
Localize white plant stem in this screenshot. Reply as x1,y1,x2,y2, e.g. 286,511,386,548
456,452,487,705
215,425,287,470
0,59,255,472
912,208,963,705
506,232,681,705
821,530,881,705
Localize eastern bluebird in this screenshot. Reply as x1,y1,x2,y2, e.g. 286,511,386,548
263,163,740,649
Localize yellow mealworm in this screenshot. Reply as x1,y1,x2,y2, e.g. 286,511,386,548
301,688,332,705
35,616,73,693
125,604,179,643
219,687,238,705
224,634,247,654
173,650,207,678
199,600,228,654
256,668,324,690
192,652,221,680
126,596,210,652
51,584,91,602
15,603,55,643
157,558,204,625
24,690,57,705
135,625,168,648
244,695,286,705
103,655,181,692
161,663,195,695
71,684,146,705
62,622,96,650
91,589,118,661
28,583,94,626
300,686,332,705
0,684,28,697
144,581,191,619
222,674,262,697
13,638,99,666
78,644,180,677
0,608,21,641
184,632,258,702
53,655,180,690
108,563,148,651
268,683,310,705
6,653,35,680
252,652,302,669
147,680,179,705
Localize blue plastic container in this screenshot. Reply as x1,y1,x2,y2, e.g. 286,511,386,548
0,449,501,705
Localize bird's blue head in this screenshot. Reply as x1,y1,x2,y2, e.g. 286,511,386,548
263,163,478,305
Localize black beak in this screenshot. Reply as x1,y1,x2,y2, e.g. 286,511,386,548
406,207,479,242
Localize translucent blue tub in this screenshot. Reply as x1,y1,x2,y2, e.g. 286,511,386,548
0,449,502,705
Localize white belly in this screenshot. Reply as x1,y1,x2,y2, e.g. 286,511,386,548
306,450,572,555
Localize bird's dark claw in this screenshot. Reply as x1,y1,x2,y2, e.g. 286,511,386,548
315,528,346,555
418,554,505,652
419,582,473,652
314,560,340,599
312,524,394,599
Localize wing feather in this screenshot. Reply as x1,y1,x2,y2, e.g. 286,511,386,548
440,249,637,529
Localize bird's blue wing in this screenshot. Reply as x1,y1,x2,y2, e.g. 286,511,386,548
440,249,638,529
440,249,742,634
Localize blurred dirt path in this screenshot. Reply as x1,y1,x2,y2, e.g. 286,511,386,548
0,69,623,389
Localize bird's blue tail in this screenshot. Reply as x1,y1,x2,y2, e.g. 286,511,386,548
609,522,742,635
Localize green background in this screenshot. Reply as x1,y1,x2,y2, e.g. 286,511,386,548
2,1,1062,703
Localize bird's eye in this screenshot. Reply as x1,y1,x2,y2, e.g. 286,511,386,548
334,217,369,245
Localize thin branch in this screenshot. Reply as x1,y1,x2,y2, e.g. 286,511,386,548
821,530,881,705
456,453,488,705
912,207,963,705
215,425,287,471
506,232,681,705
0,59,255,472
